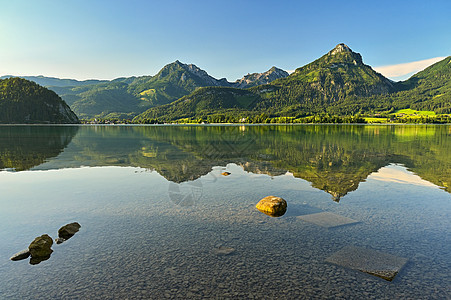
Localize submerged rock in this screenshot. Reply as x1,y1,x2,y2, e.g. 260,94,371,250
10,249,31,261
325,246,408,281
213,246,235,256
28,234,53,258
256,196,287,217
58,222,81,241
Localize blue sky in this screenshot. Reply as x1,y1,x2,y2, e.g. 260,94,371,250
1,0,450,81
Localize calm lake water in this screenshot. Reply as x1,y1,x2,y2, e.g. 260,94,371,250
0,125,450,299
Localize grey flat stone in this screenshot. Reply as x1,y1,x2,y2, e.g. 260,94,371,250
10,249,31,261
212,246,235,256
325,246,408,281
296,212,359,228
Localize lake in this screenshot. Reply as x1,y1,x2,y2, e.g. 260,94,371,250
0,125,450,299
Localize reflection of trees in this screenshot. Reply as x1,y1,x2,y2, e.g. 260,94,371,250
7,125,450,200
130,126,262,182
137,125,450,200
244,126,410,201
0,126,79,171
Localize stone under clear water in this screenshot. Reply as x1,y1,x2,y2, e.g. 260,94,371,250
325,245,408,281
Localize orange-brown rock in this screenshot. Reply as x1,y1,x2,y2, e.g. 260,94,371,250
256,196,287,217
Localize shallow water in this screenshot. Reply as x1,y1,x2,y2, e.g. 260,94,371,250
0,125,450,299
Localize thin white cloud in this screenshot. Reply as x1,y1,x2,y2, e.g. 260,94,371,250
374,57,446,80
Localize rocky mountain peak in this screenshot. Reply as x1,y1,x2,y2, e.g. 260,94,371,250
330,43,352,55
184,63,210,78
233,67,288,88
161,61,229,87
322,43,363,66
148,60,289,90
267,66,289,77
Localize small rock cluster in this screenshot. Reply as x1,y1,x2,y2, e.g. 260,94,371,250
10,222,81,265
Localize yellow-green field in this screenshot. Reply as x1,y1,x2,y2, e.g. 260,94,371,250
393,109,436,116
364,117,390,123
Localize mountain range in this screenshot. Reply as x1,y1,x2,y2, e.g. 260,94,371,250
134,44,451,122
2,43,450,121
2,63,288,119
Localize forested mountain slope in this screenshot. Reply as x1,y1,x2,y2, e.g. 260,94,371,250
0,78,79,124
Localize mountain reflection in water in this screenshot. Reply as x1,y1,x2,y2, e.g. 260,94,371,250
0,126,79,171
1,125,449,201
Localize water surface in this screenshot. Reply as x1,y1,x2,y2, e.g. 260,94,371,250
0,125,450,299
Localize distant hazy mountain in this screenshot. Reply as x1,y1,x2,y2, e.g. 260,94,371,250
0,75,106,88
0,78,79,124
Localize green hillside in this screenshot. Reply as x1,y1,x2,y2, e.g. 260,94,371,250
0,78,79,124
326,56,451,115
66,82,145,119
134,87,262,121
398,56,451,113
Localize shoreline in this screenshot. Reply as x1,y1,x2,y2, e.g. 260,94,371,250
0,123,450,127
